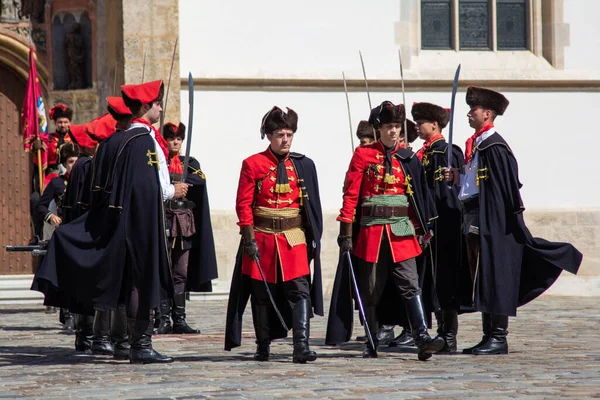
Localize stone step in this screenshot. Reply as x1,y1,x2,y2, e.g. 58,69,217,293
0,275,231,305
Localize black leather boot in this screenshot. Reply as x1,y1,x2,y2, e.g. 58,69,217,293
63,309,76,331
472,314,508,355
253,304,270,362
111,305,130,360
376,325,395,345
438,309,458,353
91,311,114,355
172,292,200,334
292,299,317,364
362,306,379,358
74,314,94,353
407,296,445,361
155,299,172,334
463,312,492,354
128,318,174,364
388,325,414,347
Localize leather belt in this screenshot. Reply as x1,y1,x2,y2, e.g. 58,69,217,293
165,200,195,210
361,205,409,218
254,215,302,231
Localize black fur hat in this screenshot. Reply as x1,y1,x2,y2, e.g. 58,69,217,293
368,101,406,128
411,102,450,128
260,106,298,139
58,142,79,164
49,104,73,121
466,86,509,115
163,122,186,140
356,120,375,139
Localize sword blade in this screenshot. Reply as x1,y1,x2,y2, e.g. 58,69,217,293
342,71,355,153
141,50,147,83
255,258,289,331
345,251,375,351
181,72,194,183
159,38,179,137
447,64,461,168
358,50,376,141
398,48,409,149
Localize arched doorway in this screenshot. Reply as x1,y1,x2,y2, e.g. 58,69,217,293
0,63,34,274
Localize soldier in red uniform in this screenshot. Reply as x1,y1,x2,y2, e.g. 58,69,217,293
327,101,444,361
225,106,324,364
47,104,74,172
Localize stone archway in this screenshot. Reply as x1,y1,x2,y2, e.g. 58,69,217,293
0,31,48,275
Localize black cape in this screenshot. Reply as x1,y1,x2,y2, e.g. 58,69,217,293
32,127,173,312
325,147,438,345
62,154,93,224
224,152,324,351
422,140,469,310
167,155,218,292
463,133,582,316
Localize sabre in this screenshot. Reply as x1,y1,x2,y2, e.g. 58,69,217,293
345,251,375,351
181,72,194,183
159,38,179,137
255,257,289,331
358,51,377,141
398,48,409,149
447,64,461,168
342,71,355,153
141,50,147,83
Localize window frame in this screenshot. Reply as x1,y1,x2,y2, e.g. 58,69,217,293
419,0,532,52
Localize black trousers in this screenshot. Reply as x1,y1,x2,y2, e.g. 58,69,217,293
250,262,310,308
356,234,420,306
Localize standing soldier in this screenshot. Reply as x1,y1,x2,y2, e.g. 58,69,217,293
47,104,74,173
326,101,444,361
409,102,464,353
225,106,324,364
155,122,218,335
445,86,582,355
34,142,79,331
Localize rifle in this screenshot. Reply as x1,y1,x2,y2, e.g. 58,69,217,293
5,241,48,256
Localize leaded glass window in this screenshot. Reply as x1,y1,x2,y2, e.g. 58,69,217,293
421,0,453,50
497,0,528,50
459,0,490,50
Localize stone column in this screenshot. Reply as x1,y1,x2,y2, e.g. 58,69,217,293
122,0,180,123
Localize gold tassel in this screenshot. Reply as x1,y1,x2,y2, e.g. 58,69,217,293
275,183,292,193
404,175,414,196
384,173,396,184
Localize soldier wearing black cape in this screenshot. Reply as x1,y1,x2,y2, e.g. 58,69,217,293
155,122,218,335
326,101,444,361
32,80,181,364
410,102,465,353
445,86,583,355
224,106,323,364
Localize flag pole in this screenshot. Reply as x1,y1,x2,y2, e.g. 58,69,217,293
36,148,43,193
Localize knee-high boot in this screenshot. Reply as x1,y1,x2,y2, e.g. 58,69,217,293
292,299,317,364
75,314,94,353
172,292,200,334
438,309,458,353
407,295,445,361
128,318,174,364
91,311,114,355
463,312,492,354
253,304,270,361
472,314,508,355
111,305,130,360
155,299,172,334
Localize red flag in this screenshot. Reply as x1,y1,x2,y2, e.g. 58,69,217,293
21,45,49,170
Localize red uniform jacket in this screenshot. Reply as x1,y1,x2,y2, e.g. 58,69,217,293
47,131,73,166
338,141,422,263
236,148,309,283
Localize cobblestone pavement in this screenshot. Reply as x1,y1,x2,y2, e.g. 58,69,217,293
0,295,598,399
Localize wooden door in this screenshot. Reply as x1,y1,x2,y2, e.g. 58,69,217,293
0,64,33,275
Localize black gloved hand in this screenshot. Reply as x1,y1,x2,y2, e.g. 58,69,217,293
243,239,260,260
337,235,353,253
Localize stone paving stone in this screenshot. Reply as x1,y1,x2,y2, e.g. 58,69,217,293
0,296,599,398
